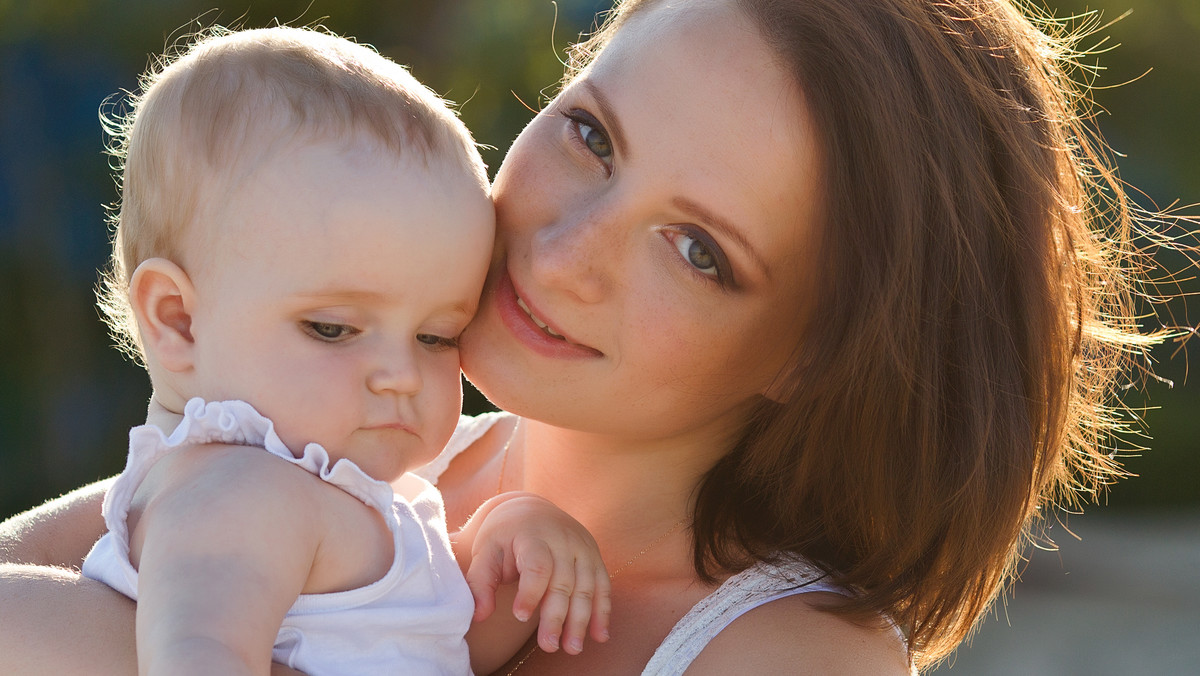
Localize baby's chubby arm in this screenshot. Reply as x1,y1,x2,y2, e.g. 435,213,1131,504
453,492,611,674
132,443,328,676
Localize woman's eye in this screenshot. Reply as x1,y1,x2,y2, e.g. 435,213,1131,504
672,232,721,279
417,333,459,351
578,121,612,158
564,109,612,161
302,321,359,342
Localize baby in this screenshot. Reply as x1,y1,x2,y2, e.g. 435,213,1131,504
81,26,608,675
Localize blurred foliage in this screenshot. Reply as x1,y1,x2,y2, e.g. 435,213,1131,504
1,0,1196,520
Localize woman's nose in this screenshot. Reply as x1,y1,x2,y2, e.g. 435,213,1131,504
366,345,423,396
529,202,619,304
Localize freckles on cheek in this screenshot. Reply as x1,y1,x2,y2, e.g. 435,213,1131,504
628,309,710,382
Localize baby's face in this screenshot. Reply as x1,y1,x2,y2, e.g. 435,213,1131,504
183,136,494,482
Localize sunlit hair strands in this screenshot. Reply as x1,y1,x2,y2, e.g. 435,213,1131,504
568,0,1193,668
96,25,488,364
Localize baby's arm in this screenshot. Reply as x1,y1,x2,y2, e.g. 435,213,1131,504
133,444,323,676
453,493,611,674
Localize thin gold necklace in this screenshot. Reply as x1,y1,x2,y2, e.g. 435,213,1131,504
501,517,688,675
495,418,521,495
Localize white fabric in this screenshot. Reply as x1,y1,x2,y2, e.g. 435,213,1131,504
642,556,842,675
82,398,474,676
421,412,857,675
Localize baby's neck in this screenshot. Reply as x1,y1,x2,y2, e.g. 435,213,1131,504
145,394,185,432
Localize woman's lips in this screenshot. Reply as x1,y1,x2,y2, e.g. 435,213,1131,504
496,271,603,359
516,296,565,338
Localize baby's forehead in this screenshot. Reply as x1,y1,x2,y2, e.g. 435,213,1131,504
183,131,492,314
186,130,488,259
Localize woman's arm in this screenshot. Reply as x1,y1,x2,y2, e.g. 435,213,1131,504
0,563,137,675
0,564,311,676
0,477,114,567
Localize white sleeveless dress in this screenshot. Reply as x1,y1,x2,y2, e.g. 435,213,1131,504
83,398,474,676
415,412,874,676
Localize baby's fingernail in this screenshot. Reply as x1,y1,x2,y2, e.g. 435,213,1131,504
514,609,530,622
568,637,583,653
547,634,560,649
600,628,610,641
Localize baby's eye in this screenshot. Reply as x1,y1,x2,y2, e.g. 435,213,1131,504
416,333,459,351
302,321,360,342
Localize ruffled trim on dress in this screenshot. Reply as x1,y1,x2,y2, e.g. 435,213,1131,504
110,398,397,515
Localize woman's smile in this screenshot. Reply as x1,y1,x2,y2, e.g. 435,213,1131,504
494,266,604,359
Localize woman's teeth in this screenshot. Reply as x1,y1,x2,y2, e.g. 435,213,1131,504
516,297,565,339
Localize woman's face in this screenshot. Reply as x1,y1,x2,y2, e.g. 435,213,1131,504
461,0,821,441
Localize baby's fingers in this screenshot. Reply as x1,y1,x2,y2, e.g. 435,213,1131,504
512,538,554,624
588,568,613,644
464,545,508,622
560,559,606,655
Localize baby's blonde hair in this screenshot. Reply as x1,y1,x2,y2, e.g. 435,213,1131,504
98,25,488,363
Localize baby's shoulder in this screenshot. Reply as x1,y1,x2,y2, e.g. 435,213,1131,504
133,443,331,536
140,444,393,593
684,592,913,675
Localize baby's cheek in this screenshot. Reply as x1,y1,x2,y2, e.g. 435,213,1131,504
254,374,349,453
425,361,466,447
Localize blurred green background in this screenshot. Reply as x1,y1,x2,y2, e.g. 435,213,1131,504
0,2,1196,670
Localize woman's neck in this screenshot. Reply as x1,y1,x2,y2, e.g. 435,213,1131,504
514,417,733,551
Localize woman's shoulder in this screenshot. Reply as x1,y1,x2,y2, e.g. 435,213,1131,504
684,591,914,675
648,556,912,675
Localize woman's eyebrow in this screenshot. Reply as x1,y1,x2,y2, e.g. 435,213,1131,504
672,196,771,281
580,80,631,160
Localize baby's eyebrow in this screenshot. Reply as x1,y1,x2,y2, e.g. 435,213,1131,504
293,289,385,302
293,290,477,317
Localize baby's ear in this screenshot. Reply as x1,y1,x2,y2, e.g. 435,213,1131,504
129,258,197,373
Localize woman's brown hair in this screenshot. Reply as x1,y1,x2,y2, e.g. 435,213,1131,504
570,0,1184,668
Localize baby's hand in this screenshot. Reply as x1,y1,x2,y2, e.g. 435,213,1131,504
464,493,611,655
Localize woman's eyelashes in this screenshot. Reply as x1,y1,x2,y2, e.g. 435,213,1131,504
660,226,734,288
562,108,613,168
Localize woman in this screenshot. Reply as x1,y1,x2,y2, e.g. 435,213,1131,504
0,0,1172,672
